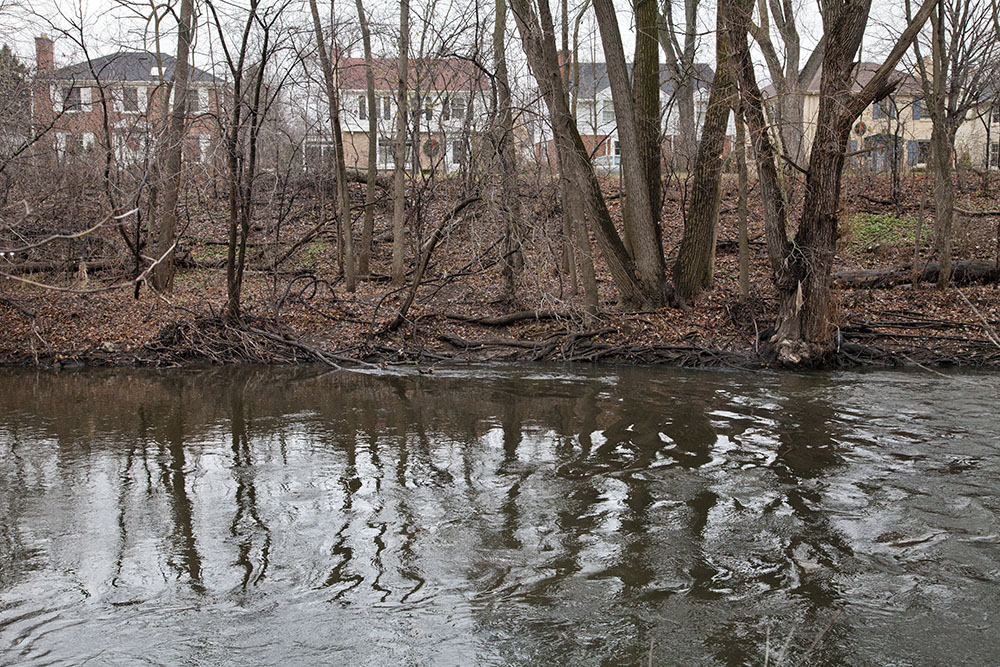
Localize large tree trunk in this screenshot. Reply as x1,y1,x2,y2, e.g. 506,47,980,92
930,2,952,289
308,0,355,292
673,5,734,306
391,0,410,285
151,0,194,291
592,0,666,304
728,0,936,365
634,0,662,223
510,0,649,307
355,0,376,277
495,0,523,300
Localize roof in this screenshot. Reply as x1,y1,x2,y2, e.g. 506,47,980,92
570,61,715,99
49,51,218,84
336,57,486,93
766,62,922,98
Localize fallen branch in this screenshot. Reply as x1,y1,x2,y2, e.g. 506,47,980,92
444,310,574,326
833,260,1000,288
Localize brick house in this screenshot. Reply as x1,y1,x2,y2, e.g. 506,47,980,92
31,34,223,166
303,56,487,173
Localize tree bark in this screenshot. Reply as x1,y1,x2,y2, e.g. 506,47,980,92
391,0,410,285
151,0,194,291
510,0,649,306
354,0,377,277
673,4,734,306
592,0,666,304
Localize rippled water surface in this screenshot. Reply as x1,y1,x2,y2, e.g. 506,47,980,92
1,365,999,665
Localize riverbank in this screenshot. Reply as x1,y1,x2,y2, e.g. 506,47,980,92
2,174,998,370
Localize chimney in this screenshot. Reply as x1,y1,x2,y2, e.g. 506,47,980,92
35,34,54,75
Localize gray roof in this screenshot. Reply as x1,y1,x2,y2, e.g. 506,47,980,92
49,51,217,84
570,61,715,100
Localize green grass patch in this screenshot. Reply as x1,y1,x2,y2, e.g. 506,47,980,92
846,212,918,248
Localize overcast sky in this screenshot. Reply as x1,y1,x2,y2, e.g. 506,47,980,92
2,0,904,83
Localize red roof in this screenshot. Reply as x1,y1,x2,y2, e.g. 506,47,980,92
336,57,485,92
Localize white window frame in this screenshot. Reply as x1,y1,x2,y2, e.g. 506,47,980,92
52,84,92,113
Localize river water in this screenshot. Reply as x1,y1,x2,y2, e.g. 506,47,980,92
0,365,998,665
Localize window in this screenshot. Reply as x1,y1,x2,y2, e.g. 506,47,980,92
62,86,83,111
383,97,392,120
992,106,1000,124
378,137,394,167
917,141,930,164
425,100,433,121
359,96,367,120
601,101,615,124
912,98,923,120
873,98,896,120
991,143,999,170
614,140,621,155
451,140,465,167
186,88,201,114
450,96,465,121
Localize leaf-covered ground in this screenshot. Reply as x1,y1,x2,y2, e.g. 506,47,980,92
1,170,998,369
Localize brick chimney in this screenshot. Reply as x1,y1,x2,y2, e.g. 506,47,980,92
35,34,54,75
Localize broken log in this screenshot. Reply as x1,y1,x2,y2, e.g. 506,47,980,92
444,310,574,326
833,260,1000,288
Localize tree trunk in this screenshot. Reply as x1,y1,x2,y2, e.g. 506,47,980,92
355,0,376,277
391,0,410,285
510,0,648,306
308,0,354,292
931,2,952,289
728,0,936,365
495,0,523,300
673,6,734,307
634,0,662,223
735,112,750,298
151,0,194,291
592,0,666,304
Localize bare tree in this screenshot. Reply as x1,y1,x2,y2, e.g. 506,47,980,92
511,0,653,307
391,0,409,284
908,0,1000,287
308,0,355,292
657,0,701,164
672,1,734,306
353,0,376,277
592,0,667,303
151,0,194,291
727,0,936,364
749,0,825,165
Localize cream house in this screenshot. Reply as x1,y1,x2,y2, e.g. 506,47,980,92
782,62,998,171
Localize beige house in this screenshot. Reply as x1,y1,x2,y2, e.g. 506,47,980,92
777,62,999,171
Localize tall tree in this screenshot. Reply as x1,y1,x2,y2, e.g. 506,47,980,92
151,0,194,291
510,0,652,306
727,0,936,364
391,0,410,284
354,0,376,276
908,0,1000,288
592,0,667,303
672,2,734,306
494,0,524,299
308,0,355,292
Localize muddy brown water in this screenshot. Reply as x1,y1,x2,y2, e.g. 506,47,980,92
0,365,998,665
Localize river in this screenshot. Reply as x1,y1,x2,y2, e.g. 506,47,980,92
0,365,997,665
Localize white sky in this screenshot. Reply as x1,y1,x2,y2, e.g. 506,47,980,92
1,0,905,84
